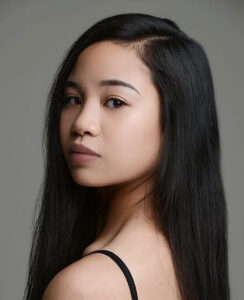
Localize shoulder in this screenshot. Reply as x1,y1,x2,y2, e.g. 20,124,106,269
41,252,131,300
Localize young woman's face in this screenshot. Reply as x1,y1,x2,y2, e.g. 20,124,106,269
59,41,162,187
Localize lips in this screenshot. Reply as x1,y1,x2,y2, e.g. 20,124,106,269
69,143,100,156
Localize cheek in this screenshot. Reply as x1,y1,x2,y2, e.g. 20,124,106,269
106,111,161,179
59,113,71,150
128,122,160,168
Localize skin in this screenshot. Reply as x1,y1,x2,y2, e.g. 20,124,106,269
58,41,181,299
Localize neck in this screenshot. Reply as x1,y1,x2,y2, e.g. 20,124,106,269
82,177,160,257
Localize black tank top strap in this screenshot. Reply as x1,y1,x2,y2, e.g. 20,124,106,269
86,249,139,300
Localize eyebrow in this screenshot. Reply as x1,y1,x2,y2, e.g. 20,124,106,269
64,79,141,95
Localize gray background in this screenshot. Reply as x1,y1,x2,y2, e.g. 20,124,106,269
0,0,243,299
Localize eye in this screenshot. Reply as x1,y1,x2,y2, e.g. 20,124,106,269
106,97,126,109
62,96,126,109
62,96,81,106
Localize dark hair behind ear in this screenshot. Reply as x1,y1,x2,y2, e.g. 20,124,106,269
23,13,230,300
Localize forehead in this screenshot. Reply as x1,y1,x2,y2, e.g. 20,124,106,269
69,41,152,85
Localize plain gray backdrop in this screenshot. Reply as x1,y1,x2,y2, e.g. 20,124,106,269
0,0,243,299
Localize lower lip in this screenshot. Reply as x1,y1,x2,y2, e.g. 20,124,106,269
70,152,99,164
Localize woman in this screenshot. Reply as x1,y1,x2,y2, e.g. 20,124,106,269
23,13,230,300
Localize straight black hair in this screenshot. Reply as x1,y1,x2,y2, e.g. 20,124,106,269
23,13,230,300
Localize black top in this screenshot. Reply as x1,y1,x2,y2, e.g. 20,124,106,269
86,249,139,300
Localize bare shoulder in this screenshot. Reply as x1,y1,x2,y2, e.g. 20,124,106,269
41,252,132,300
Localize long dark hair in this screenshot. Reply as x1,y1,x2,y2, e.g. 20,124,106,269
23,13,230,300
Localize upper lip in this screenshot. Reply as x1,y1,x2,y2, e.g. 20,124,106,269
69,143,100,156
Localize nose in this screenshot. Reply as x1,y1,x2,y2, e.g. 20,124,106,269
71,101,100,137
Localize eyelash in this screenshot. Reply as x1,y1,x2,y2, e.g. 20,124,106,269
62,96,126,109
